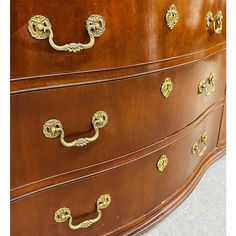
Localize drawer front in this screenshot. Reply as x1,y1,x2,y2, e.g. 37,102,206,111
11,0,226,78
11,106,223,236
11,51,226,189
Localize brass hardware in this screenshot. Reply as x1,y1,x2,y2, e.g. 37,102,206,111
198,73,216,96
43,119,63,139
192,132,208,157
43,111,108,147
166,4,179,30
54,194,111,230
161,78,174,98
28,14,105,52
206,11,223,34
157,155,168,172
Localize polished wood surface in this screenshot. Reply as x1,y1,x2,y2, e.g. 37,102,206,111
126,146,226,236
11,51,226,190
11,0,226,79
11,99,225,200
11,0,226,234
11,106,223,236
11,44,226,94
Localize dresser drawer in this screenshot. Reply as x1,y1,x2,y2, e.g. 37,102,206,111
11,0,226,78
11,105,223,236
11,51,226,189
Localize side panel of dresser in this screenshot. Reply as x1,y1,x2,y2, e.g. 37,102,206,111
218,102,226,147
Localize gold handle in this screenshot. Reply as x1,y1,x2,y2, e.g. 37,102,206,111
198,73,216,96
28,14,105,52
206,11,223,34
157,155,168,172
43,111,108,147
54,194,111,230
192,132,208,157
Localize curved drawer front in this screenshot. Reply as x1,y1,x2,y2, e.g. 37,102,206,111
11,106,223,235
10,51,226,189
11,0,226,78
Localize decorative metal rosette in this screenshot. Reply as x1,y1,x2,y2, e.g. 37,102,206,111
54,208,71,223
166,5,179,30
28,15,51,39
86,14,105,37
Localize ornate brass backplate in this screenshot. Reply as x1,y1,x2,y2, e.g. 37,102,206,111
191,132,208,157
43,119,63,138
54,207,71,223
157,155,168,172
166,4,179,30
206,11,223,34
161,78,174,98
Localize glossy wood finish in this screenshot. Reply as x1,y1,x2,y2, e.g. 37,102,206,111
11,44,226,94
11,51,226,190
10,99,225,200
11,105,223,236
126,146,226,236
11,0,226,79
11,0,226,234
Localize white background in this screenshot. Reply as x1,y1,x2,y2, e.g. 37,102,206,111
1,1,235,235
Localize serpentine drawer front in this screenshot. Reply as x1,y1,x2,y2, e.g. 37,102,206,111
11,0,226,78
10,106,223,236
11,0,226,234
11,51,225,190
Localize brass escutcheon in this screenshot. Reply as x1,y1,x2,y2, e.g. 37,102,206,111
165,4,179,30
157,155,168,172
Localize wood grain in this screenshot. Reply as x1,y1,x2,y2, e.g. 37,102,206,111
11,106,223,236
10,0,226,234
11,0,226,79
11,51,226,191
11,99,225,201
11,44,226,94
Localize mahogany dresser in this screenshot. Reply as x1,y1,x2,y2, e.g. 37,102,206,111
10,0,226,235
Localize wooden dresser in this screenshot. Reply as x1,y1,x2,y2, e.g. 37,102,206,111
10,0,226,235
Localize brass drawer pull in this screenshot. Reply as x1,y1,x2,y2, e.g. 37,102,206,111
28,14,105,52
157,155,168,172
198,73,216,96
206,11,223,34
43,111,108,148
54,194,111,230
192,132,208,157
